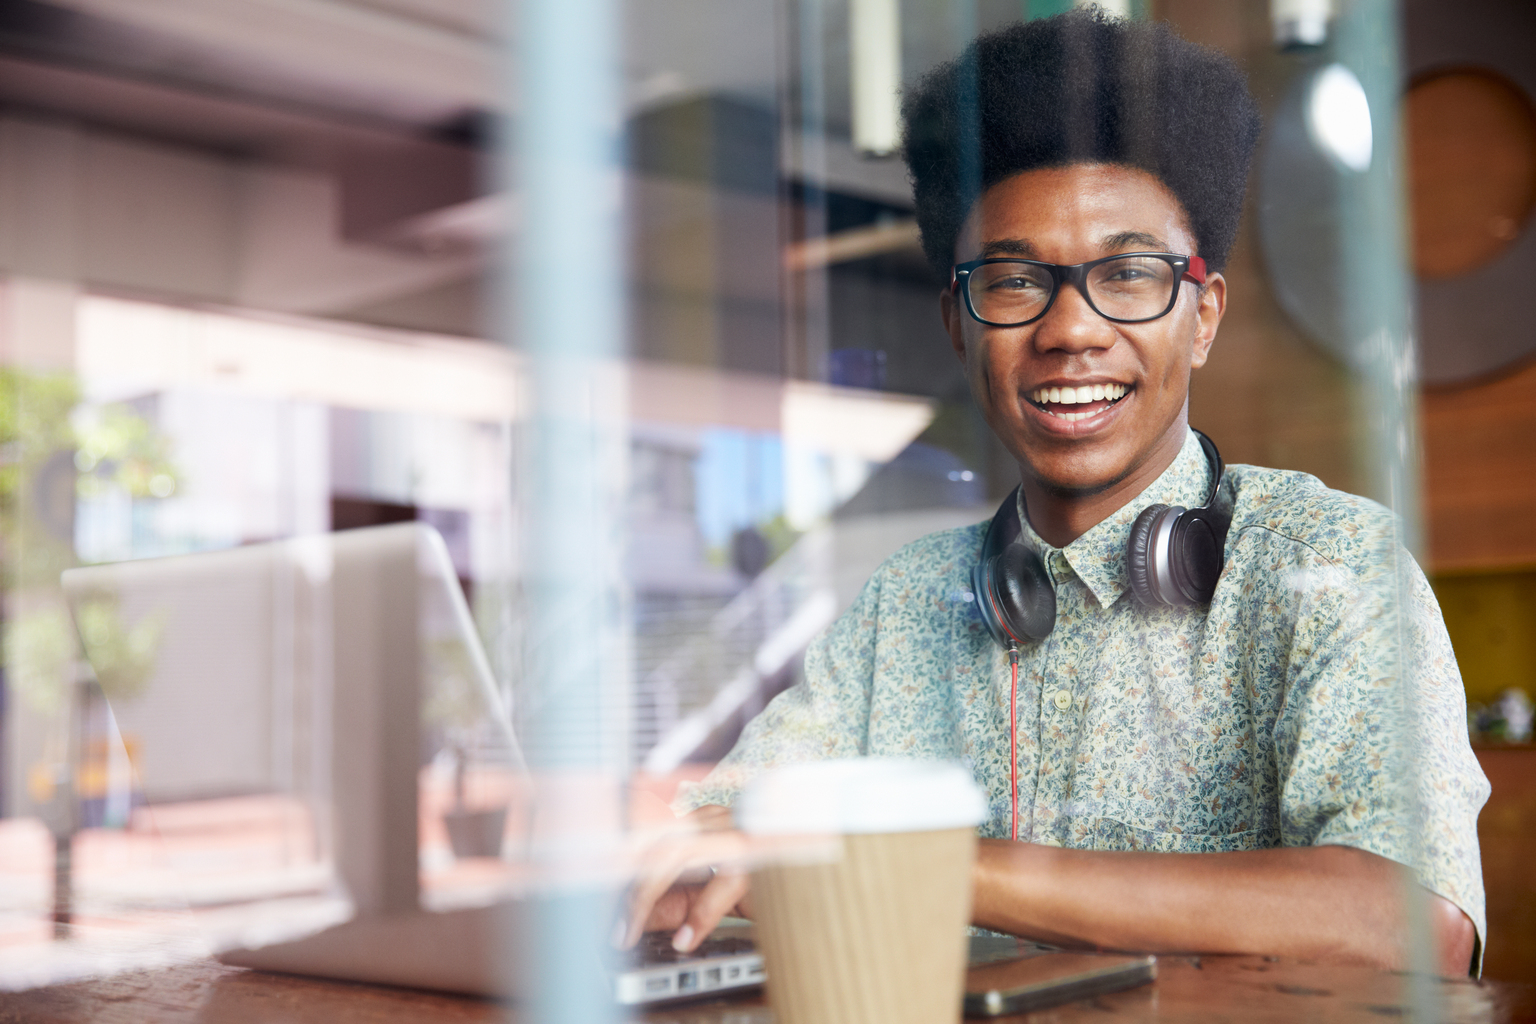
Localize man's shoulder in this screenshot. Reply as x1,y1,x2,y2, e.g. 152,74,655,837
870,520,989,586
1225,463,1397,571
827,520,988,644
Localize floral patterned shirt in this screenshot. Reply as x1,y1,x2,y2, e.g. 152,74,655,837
678,429,1489,952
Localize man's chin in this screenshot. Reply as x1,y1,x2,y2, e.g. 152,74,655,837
1029,473,1125,501
1021,450,1139,500
1016,413,1190,502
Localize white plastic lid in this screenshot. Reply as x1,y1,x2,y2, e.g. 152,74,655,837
736,758,987,835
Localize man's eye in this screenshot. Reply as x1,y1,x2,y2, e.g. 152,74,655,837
988,275,1044,291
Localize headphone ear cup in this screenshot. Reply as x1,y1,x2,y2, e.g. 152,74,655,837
998,543,1055,641
1168,511,1224,605
1125,432,1231,609
1126,503,1171,607
973,543,1056,644
972,558,1009,647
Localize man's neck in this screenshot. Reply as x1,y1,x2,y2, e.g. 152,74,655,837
1019,425,1189,549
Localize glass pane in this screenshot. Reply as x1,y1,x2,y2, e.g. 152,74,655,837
0,0,1519,1019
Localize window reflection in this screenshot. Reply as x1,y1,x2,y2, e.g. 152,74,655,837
0,0,1526,1006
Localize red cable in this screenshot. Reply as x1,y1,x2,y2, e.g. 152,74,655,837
1008,645,1019,842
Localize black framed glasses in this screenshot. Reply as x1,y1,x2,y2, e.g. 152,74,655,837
950,252,1207,327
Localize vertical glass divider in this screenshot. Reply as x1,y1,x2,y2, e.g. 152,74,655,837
1335,0,1438,1006
507,0,631,1015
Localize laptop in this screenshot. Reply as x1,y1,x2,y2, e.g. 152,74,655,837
62,523,764,1005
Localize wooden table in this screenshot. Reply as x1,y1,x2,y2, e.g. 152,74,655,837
1,955,1531,1024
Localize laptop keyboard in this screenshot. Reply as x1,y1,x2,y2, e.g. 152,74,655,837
612,929,765,1005
625,930,757,967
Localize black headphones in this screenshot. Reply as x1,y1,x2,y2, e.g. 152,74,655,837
972,430,1231,647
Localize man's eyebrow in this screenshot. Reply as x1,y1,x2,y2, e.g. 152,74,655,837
1101,231,1168,252
978,238,1039,259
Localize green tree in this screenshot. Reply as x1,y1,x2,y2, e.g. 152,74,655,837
0,369,180,715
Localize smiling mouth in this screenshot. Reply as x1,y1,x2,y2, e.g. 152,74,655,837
1027,383,1131,422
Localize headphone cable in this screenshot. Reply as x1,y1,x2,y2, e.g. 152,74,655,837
1008,643,1020,842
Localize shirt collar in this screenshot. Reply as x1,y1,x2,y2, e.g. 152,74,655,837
1015,429,1213,609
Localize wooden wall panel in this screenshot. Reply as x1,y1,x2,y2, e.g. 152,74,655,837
1430,570,1536,705
1422,362,1536,571
1473,746,1536,983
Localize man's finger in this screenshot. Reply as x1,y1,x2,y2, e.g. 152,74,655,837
671,872,752,953
622,829,753,947
638,885,695,937
623,842,695,948
622,836,716,945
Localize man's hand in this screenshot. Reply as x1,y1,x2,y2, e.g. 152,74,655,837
619,805,753,954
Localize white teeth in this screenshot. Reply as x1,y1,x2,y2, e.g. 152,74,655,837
1031,383,1129,405
1030,382,1130,415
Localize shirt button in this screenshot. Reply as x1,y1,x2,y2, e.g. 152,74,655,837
1053,689,1073,711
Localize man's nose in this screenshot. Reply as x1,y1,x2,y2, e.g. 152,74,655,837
1032,280,1115,354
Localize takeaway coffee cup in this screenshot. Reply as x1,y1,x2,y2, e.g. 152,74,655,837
737,758,986,1024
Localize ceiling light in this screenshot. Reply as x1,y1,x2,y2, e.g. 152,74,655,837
1306,63,1373,173
850,0,901,157
1272,0,1331,48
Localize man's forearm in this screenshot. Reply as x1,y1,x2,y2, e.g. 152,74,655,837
972,840,1471,973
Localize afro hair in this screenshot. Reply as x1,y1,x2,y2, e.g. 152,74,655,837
901,9,1262,276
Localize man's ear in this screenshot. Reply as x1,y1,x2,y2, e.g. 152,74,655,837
1189,272,1226,371
940,288,967,367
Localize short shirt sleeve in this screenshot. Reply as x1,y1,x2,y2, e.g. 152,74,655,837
671,566,881,813
1266,531,1489,961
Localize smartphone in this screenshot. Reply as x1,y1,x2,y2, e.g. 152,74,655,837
963,951,1156,1016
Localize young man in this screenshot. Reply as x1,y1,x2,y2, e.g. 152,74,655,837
623,11,1488,974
